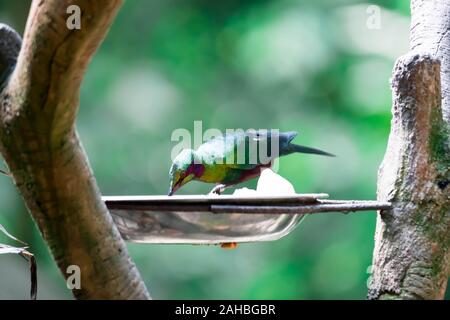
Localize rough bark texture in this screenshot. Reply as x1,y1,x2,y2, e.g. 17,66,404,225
369,0,450,300
410,0,450,123
369,52,449,299
0,0,150,299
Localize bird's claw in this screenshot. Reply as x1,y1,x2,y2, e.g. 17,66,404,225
209,184,226,195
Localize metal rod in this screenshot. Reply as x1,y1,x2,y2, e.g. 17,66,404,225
106,204,212,212
210,200,391,214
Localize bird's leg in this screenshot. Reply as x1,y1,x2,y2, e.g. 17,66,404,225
209,184,227,195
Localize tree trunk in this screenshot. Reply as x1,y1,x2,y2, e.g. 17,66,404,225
0,0,150,299
369,1,450,300
410,0,450,123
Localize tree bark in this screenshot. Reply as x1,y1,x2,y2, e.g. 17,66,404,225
410,0,450,123
369,2,450,298
0,0,150,299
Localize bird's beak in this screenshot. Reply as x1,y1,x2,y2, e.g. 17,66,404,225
168,186,178,196
168,178,181,196
168,173,193,196
168,184,177,196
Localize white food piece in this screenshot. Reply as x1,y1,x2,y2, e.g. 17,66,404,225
232,168,296,196
232,187,259,196
256,168,296,195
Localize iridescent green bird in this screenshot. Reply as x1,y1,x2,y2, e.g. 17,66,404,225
168,130,334,195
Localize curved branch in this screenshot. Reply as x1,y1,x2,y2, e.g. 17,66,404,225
0,0,150,299
0,24,20,90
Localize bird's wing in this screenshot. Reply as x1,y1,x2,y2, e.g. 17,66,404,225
196,132,258,169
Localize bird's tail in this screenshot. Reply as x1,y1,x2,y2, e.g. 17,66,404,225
265,131,335,158
286,143,335,157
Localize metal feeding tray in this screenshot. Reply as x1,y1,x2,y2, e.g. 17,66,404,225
103,194,329,245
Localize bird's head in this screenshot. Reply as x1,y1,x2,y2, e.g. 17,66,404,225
168,149,201,196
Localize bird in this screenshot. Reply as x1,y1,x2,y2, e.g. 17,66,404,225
168,130,334,196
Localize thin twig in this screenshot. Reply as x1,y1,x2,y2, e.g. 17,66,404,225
19,250,37,300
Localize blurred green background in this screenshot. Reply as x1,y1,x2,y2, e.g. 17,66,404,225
0,0,446,299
